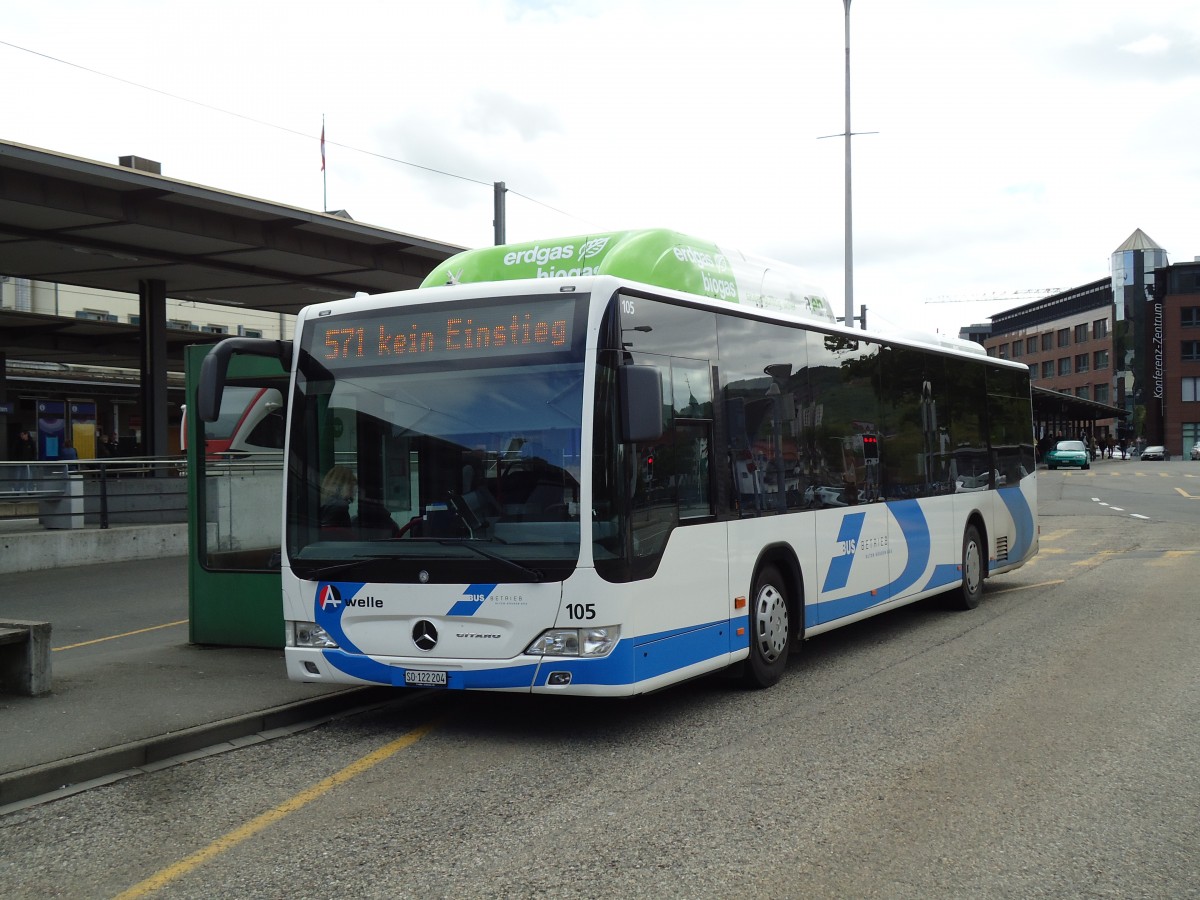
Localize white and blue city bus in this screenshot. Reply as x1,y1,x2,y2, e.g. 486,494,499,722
197,229,1037,696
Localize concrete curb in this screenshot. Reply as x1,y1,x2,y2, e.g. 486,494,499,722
0,523,188,575
0,686,397,812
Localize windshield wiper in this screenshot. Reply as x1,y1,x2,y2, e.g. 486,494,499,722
295,541,544,583
294,556,394,580
432,539,544,583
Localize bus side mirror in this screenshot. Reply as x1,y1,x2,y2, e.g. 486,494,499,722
197,337,293,422
619,365,664,443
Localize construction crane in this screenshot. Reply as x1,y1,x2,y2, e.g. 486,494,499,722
924,288,1063,305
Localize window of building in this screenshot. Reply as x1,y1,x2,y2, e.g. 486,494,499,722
1042,360,1054,378
1026,337,1038,354
201,325,229,335
1041,333,1053,352
1094,384,1109,404
1058,358,1071,376
1028,364,1038,380
237,325,263,338
1011,341,1022,358
1184,341,1200,362
1184,377,1200,402
1057,328,1070,348
1093,349,1109,370
1075,386,1090,399
1093,318,1108,339
1074,323,1089,343
1075,354,1089,373
996,344,1008,359
1182,307,1200,328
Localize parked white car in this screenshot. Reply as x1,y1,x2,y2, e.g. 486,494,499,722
803,484,847,507
1190,442,1200,460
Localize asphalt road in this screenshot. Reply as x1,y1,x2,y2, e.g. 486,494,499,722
1,463,1198,899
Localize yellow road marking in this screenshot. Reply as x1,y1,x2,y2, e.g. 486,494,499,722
1037,529,1075,543
1150,550,1200,566
53,620,188,651
1174,487,1200,499
1072,549,1118,567
114,718,442,898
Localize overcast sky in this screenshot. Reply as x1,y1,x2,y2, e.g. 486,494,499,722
3,0,1198,335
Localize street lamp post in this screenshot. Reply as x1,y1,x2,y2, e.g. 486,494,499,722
820,1,874,329
842,0,854,330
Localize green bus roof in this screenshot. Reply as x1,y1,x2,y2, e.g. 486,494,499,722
419,228,835,323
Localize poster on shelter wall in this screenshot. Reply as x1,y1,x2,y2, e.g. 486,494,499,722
37,399,66,460
69,401,97,459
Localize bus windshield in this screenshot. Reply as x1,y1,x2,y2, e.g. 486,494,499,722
285,295,587,582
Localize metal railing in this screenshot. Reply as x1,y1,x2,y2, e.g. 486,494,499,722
0,457,189,529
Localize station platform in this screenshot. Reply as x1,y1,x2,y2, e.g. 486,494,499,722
0,526,393,812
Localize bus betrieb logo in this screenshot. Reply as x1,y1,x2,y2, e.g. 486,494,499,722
318,585,342,610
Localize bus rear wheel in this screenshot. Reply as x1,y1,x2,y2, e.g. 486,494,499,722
744,565,790,688
949,524,984,610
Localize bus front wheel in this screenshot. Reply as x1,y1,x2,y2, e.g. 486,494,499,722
744,565,790,688
950,524,984,610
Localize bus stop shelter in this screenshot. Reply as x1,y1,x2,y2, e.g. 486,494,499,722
0,138,463,459
1032,385,1130,454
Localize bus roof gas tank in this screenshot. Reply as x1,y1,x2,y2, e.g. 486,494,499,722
420,228,836,325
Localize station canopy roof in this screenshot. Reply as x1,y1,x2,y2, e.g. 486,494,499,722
1033,385,1129,422
0,139,465,368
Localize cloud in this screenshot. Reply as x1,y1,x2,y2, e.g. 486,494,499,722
1120,34,1172,56
462,90,564,141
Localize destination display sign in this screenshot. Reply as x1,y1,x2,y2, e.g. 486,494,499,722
309,297,579,368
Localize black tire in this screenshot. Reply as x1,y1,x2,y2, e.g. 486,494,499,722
949,524,984,610
743,565,790,688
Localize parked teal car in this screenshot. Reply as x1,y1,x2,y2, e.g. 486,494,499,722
1045,439,1090,470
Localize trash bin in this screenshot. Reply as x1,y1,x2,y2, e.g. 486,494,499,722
39,472,85,529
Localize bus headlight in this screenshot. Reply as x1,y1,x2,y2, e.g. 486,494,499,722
291,621,339,649
525,626,619,658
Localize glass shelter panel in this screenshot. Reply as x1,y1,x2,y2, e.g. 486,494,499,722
202,378,288,572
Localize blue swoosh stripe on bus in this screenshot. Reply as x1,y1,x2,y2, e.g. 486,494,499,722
887,500,933,596
923,563,962,592
322,647,403,684
814,500,931,624
821,512,867,592
536,618,739,687
446,583,497,617
320,618,741,690
996,486,1035,565
313,581,367,655
446,600,484,616
320,648,541,689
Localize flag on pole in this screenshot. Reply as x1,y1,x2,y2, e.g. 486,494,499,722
320,121,326,171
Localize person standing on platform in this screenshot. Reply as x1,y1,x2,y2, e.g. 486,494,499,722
15,429,37,493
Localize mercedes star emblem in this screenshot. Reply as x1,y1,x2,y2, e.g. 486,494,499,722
412,620,438,651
